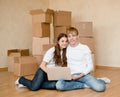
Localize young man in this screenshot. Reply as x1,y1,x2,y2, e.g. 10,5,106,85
56,27,110,92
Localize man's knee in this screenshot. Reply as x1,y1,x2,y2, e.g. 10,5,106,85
93,83,106,92
56,79,65,90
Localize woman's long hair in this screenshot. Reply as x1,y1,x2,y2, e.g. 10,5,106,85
53,33,67,67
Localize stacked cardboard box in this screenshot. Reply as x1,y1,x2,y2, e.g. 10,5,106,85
30,9,55,67
14,56,38,76
30,9,54,37
32,37,50,55
54,26,69,42
73,22,96,72
7,49,29,72
7,49,40,76
53,11,72,42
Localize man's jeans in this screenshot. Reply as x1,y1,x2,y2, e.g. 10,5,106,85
56,73,106,92
19,68,57,91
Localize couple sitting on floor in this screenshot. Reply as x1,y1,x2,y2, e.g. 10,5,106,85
15,27,111,92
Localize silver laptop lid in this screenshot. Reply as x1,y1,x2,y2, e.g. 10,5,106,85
46,67,71,80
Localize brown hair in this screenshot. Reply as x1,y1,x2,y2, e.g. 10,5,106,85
53,33,67,67
66,27,79,35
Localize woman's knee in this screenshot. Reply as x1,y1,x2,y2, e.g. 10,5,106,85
30,84,42,91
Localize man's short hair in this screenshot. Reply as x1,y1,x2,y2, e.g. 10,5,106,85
66,27,79,35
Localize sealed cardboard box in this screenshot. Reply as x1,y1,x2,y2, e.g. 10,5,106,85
33,22,50,37
32,37,50,55
54,26,69,42
79,37,95,53
41,44,55,55
33,55,43,65
53,11,71,26
91,53,95,70
73,22,93,37
91,53,96,75
43,44,55,51
14,56,38,76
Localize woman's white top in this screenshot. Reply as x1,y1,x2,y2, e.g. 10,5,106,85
43,47,62,68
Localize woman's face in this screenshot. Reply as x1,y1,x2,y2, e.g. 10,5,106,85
58,37,68,49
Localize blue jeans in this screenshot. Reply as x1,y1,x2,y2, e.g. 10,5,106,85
56,73,106,92
19,68,57,91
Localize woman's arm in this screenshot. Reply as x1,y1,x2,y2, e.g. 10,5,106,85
39,61,48,73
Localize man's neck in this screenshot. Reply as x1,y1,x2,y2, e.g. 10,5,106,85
70,41,79,47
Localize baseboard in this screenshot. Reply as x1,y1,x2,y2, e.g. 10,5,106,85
0,66,119,72
0,67,8,71
96,65,120,70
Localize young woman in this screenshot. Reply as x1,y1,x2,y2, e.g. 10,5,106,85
15,33,68,91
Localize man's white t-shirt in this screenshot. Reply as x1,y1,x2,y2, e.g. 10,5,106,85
66,43,93,75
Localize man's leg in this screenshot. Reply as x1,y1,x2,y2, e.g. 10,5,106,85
56,79,84,91
77,74,106,92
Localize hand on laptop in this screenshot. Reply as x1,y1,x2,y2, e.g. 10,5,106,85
72,73,85,80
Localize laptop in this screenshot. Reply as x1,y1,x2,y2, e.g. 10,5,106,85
46,67,71,80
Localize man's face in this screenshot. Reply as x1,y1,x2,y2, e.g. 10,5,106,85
67,32,79,45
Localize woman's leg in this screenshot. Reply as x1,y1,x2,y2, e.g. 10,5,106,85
19,68,46,91
41,81,57,90
77,74,106,92
40,72,57,90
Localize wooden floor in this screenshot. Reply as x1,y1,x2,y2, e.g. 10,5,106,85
0,67,120,97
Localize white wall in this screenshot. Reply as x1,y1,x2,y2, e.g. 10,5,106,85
0,0,49,68
49,0,120,67
1,0,120,68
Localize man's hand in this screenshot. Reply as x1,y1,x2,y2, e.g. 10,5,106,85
72,73,85,80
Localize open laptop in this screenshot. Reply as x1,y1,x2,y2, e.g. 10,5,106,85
46,67,71,80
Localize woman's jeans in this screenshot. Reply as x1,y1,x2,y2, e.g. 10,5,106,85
19,68,57,91
56,73,106,92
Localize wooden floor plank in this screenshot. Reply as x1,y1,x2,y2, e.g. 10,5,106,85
0,68,120,97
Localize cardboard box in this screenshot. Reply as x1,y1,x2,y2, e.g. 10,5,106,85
8,53,21,72
33,55,43,65
53,11,71,26
14,56,38,76
92,54,95,70
79,37,95,53
7,49,29,56
7,49,29,72
73,22,93,37
30,9,54,23
54,26,69,42
43,44,55,51
33,23,50,37
32,37,50,55
7,49,19,56
91,53,96,75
